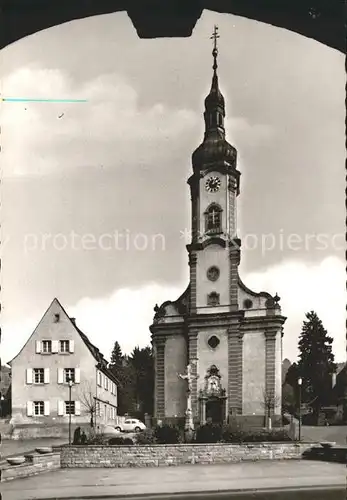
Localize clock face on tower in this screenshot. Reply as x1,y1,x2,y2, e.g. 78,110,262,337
205,176,221,193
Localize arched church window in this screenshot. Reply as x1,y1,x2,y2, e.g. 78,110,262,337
205,204,222,234
217,113,223,126
207,292,220,306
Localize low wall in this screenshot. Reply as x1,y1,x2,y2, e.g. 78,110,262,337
11,423,91,440
1,452,61,482
61,442,317,468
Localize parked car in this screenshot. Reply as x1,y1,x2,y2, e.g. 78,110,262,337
115,418,146,433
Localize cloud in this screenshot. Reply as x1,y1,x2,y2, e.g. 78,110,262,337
243,255,346,362
3,256,345,366
1,65,277,179
226,116,275,146
2,283,184,364
1,66,198,177
68,283,183,359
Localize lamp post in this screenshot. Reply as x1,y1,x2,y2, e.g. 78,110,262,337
68,379,73,445
298,377,302,441
0,395,5,418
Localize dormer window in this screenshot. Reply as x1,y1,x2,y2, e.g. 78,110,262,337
205,204,222,234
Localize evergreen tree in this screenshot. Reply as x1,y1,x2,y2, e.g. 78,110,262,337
284,362,300,389
284,362,300,412
282,383,296,414
110,341,123,366
297,311,337,418
129,346,154,418
109,342,154,418
109,342,136,415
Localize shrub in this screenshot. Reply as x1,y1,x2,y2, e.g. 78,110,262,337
195,423,223,443
85,432,108,445
221,423,245,443
154,424,181,444
108,436,134,445
135,428,156,445
218,424,292,444
240,428,292,443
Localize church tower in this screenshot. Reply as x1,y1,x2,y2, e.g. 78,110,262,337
150,27,286,428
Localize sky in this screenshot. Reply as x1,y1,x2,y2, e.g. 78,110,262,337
0,11,345,365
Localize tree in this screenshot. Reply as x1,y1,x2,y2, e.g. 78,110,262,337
282,383,296,414
78,381,96,428
261,388,280,428
283,362,300,411
129,346,154,418
110,341,123,367
109,342,136,416
284,362,300,389
297,311,337,420
109,342,154,418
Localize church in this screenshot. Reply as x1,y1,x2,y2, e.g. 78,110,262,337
150,28,286,428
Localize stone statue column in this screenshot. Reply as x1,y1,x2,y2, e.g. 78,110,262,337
178,361,199,431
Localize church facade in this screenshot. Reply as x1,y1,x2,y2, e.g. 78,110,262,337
150,33,286,428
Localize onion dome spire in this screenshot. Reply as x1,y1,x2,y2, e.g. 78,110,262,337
204,24,225,133
192,26,237,171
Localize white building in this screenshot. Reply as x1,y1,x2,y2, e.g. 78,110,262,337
9,298,119,438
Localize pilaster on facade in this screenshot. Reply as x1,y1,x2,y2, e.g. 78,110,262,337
190,180,200,243
188,331,198,419
153,335,166,420
227,176,239,237
264,329,277,415
237,331,244,412
227,321,243,416
228,239,241,311
188,253,197,314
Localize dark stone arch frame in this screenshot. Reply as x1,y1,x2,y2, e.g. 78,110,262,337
1,1,344,52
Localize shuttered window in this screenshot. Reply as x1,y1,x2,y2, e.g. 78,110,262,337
33,368,44,384
34,401,44,416
42,340,52,353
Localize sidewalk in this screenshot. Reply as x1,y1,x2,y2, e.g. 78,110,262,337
2,460,346,500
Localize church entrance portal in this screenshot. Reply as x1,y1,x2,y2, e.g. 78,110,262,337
206,397,224,424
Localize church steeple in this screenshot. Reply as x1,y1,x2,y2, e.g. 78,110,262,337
204,25,225,138
192,26,236,172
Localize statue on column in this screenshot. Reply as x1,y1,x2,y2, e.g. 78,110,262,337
178,360,199,431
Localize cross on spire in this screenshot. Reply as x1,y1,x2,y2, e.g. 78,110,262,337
210,25,219,51
210,25,219,71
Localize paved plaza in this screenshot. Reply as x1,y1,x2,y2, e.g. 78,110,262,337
2,460,346,500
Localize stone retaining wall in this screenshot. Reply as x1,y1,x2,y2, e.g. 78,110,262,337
61,442,317,468
1,452,61,482
10,423,91,440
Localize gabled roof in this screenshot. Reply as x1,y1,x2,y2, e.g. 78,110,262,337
8,297,120,386
71,319,120,386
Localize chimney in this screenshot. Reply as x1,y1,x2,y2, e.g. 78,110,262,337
70,317,76,325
